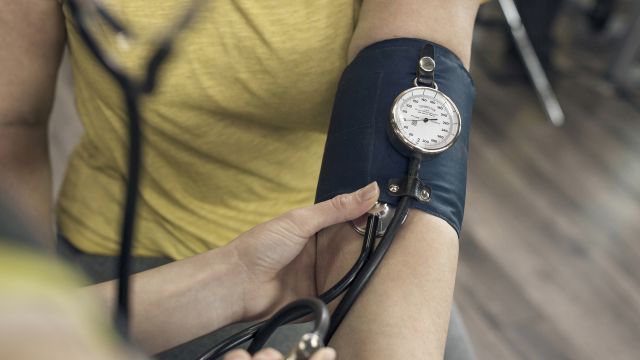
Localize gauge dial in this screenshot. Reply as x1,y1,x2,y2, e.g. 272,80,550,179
390,87,461,155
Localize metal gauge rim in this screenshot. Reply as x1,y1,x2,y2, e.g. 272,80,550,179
390,86,462,156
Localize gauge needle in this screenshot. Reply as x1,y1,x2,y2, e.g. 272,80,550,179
405,118,439,123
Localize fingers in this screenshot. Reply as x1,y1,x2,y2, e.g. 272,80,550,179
223,348,284,360
252,348,283,360
291,182,380,236
223,349,251,360
223,348,336,360
310,348,337,360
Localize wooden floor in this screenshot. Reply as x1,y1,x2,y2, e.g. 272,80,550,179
456,14,640,360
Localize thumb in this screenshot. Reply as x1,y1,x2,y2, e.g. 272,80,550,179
291,182,380,237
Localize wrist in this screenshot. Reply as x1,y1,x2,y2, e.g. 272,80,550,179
226,240,292,322
202,244,249,324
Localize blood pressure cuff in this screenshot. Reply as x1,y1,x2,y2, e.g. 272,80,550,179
315,38,475,235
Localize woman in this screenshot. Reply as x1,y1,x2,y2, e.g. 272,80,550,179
0,0,481,358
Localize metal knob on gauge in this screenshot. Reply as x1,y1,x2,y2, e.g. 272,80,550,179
351,202,407,237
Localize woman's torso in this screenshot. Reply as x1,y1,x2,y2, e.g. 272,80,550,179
57,0,360,259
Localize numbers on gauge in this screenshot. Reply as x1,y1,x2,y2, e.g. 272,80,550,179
393,89,460,151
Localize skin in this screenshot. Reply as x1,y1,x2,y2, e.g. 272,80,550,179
2,185,377,358
0,0,481,358
86,182,380,353
224,347,336,360
347,0,481,67
0,0,65,250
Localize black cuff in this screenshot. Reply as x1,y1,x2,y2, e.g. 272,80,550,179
315,38,475,234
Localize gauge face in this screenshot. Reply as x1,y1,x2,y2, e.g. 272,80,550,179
390,87,461,155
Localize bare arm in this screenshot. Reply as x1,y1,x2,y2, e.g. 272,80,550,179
0,0,66,248
317,1,481,358
317,212,460,359
83,245,247,354
347,0,480,67
84,184,379,355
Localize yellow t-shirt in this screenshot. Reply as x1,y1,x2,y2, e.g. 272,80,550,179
57,1,360,259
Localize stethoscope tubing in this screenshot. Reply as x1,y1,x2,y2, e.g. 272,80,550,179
68,1,420,356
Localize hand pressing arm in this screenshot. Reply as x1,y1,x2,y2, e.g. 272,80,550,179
84,183,380,354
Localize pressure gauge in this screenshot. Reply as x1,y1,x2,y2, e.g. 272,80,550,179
389,86,461,157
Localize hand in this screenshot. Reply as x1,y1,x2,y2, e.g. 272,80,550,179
229,182,379,320
223,347,337,360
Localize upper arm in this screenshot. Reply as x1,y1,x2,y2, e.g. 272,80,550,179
0,1,66,246
348,0,481,67
0,0,66,126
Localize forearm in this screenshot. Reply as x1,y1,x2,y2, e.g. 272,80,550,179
0,124,54,248
317,212,458,359
83,245,247,354
348,0,481,67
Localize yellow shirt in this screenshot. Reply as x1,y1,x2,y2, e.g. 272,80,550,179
57,0,360,259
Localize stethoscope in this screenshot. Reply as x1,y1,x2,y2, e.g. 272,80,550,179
67,1,461,359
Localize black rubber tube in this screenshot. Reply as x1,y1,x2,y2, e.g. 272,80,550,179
114,88,142,338
325,197,410,342
67,0,167,338
197,216,379,359
325,157,420,342
247,298,329,354
319,215,378,303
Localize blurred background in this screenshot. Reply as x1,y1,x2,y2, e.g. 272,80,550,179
47,0,640,359
459,0,640,359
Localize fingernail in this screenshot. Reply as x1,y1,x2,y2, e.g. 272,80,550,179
356,181,378,201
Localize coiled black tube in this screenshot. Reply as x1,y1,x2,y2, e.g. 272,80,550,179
197,215,379,360
247,298,329,354
325,157,420,342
